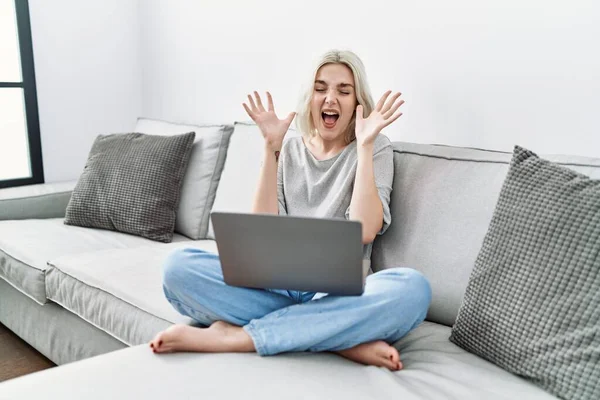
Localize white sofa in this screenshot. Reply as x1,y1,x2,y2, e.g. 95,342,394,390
1,118,599,399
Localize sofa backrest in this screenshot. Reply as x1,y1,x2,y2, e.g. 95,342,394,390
371,142,600,327
205,122,600,327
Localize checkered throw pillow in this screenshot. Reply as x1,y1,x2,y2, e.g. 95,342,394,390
450,146,600,400
65,131,195,242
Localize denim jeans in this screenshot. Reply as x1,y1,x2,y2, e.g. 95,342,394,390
161,248,432,356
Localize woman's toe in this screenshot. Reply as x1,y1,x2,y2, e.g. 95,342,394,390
381,356,396,370
381,346,402,370
388,347,400,363
155,345,169,354
150,332,166,351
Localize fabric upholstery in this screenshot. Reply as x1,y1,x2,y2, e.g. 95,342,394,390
0,180,76,221
0,321,557,400
2,137,598,399
135,118,234,239
0,218,190,304
0,277,126,366
450,146,600,400
64,131,195,242
372,142,600,327
45,241,218,346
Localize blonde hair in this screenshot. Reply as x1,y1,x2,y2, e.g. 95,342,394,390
295,50,375,144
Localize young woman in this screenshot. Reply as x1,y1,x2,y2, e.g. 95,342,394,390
149,50,431,371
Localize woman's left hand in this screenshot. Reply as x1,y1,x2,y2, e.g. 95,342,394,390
355,91,404,146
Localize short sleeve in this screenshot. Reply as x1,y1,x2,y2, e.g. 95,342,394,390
277,144,287,216
373,140,394,235
345,136,394,235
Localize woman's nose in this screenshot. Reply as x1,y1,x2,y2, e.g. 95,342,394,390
325,91,337,105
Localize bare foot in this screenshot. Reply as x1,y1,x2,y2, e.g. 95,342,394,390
149,321,255,354
336,341,402,371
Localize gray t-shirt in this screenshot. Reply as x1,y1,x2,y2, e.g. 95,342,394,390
277,134,394,268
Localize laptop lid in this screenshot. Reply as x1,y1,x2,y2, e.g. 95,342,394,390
211,212,364,295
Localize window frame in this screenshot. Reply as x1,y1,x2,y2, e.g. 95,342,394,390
0,0,43,189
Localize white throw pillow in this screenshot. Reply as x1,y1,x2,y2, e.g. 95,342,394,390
135,118,233,239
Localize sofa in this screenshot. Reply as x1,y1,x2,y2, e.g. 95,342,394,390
1,118,599,399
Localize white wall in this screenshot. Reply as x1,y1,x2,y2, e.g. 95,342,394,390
139,0,600,158
29,0,142,182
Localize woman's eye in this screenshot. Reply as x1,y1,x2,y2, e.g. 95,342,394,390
340,92,350,95
315,88,326,92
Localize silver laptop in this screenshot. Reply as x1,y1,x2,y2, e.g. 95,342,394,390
210,212,365,296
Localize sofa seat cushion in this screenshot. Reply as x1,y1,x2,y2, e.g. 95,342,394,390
45,241,218,346
0,218,191,305
0,321,558,400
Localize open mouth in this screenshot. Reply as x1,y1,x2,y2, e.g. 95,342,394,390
321,111,339,129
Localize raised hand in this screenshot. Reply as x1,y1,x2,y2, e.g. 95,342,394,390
355,91,404,146
243,91,296,152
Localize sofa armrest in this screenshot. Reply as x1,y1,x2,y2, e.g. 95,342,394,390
0,181,77,221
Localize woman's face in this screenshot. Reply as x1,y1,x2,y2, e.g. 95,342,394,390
310,63,357,143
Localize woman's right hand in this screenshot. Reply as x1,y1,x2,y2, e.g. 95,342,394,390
243,91,296,152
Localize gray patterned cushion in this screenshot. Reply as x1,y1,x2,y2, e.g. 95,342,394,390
449,146,600,400
134,119,235,240
64,132,195,242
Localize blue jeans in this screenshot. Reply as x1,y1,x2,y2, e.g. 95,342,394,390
161,248,432,356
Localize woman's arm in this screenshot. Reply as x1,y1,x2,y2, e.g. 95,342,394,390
252,146,280,214
243,91,295,215
349,143,384,244
351,91,404,243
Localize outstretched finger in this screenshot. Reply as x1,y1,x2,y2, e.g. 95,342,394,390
247,94,257,111
382,110,403,129
383,99,405,120
375,90,392,112
242,103,256,121
356,104,364,121
254,91,266,112
267,91,275,112
285,111,296,125
381,92,402,114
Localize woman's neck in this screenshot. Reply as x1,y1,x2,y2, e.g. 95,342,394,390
307,134,348,160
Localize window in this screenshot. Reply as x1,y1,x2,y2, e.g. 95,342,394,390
0,0,42,189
